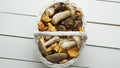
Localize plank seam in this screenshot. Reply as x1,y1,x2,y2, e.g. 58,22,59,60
0,11,120,27
86,44,120,50
97,0,120,3
87,21,120,27
0,12,37,17
0,34,120,50
0,34,33,39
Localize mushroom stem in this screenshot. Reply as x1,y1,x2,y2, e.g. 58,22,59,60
62,40,76,49
66,4,75,19
73,36,82,49
52,10,71,24
38,37,47,54
46,7,55,16
44,36,60,47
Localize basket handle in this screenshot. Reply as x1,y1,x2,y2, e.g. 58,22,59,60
34,31,87,42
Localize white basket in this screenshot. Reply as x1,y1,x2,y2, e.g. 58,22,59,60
34,0,87,68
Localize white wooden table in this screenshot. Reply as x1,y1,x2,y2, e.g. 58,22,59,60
0,0,120,68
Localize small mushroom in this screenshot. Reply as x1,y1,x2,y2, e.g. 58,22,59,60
44,36,52,41
38,37,47,54
38,21,45,31
44,36,60,47
54,3,66,13
42,12,51,22
38,37,60,53
46,7,55,16
46,53,68,63
75,10,83,20
48,23,56,31
66,4,75,19
52,10,71,24
64,18,74,28
57,25,66,31
61,39,76,49
73,36,82,49
59,59,68,64
73,20,82,28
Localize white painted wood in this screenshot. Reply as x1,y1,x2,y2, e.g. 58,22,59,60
104,0,120,2
0,14,120,48
0,0,51,15
0,59,85,68
0,36,87,67
0,59,48,68
0,36,39,61
0,13,37,38
0,0,120,24
0,36,120,68
74,46,120,68
74,0,120,25
86,23,120,48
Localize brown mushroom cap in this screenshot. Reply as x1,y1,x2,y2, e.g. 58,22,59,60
46,53,68,63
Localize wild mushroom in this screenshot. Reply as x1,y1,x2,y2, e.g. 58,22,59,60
57,25,66,31
46,53,68,63
44,36,60,47
66,4,75,19
46,7,55,16
38,37,59,53
48,23,56,31
61,39,76,49
64,18,74,28
42,12,51,22
38,37,47,54
52,10,71,24
73,36,82,49
54,3,66,13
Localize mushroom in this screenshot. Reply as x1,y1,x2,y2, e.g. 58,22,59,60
46,7,55,16
66,4,75,19
44,36,60,47
48,23,56,31
38,37,60,54
61,39,76,49
52,10,71,24
54,3,66,13
64,18,74,28
42,12,51,22
57,25,66,31
46,53,68,63
73,36,82,49
38,37,47,54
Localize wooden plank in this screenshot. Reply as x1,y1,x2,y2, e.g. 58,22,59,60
73,46,120,68
0,36,120,68
0,0,51,15
0,13,120,48
0,0,120,24
86,23,120,48
0,59,86,68
0,13,37,38
75,0,120,25
0,36,86,67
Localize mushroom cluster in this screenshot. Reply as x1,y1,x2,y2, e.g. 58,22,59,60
38,2,84,64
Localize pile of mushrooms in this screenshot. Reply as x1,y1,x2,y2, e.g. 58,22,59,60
38,2,84,64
